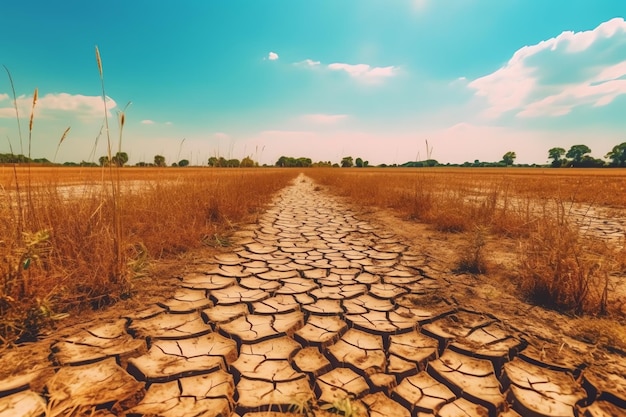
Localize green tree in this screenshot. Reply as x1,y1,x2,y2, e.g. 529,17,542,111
578,155,605,168
154,155,166,167
0,153,30,163
566,145,591,166
341,156,354,168
548,147,566,168
98,155,109,166
605,142,626,167
275,156,312,167
501,151,516,166
240,156,255,167
355,157,364,167
178,159,190,167
111,151,129,167
226,158,240,167
296,157,312,167
276,156,290,167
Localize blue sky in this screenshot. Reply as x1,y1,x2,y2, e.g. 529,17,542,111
0,0,625,165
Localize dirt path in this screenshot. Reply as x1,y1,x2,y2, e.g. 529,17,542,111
1,174,625,417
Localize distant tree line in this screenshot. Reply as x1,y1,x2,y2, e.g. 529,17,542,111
0,153,32,163
548,143,626,168
208,156,256,167
275,156,342,167
109,154,190,167
4,141,626,168
276,156,313,167
400,159,439,168
98,152,129,167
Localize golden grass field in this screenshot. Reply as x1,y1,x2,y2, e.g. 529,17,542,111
1,165,625,344
0,166,298,343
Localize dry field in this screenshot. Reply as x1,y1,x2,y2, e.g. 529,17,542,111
2,165,625,345
0,166,298,343
306,167,626,318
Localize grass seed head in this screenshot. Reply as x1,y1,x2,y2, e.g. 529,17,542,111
95,46,103,77
29,87,38,133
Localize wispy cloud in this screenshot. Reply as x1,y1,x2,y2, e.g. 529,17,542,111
293,58,398,83
268,51,279,61
140,119,174,126
469,17,626,119
328,63,398,83
294,59,321,67
301,113,348,124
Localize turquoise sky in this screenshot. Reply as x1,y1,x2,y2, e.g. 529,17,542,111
1,0,625,165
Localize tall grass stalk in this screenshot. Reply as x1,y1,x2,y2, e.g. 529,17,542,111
53,127,71,163
95,45,124,288
26,88,38,230
3,67,25,237
3,65,24,155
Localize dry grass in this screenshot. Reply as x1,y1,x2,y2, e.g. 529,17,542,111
0,167,297,344
306,167,626,317
303,168,536,235
456,226,489,274
518,204,612,315
568,316,626,353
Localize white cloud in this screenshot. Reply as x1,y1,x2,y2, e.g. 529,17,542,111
556,17,626,53
141,119,155,125
596,61,626,82
468,60,536,118
38,93,116,118
301,113,348,124
328,63,398,83
293,59,397,83
0,93,116,120
294,59,321,67
268,51,279,61
468,17,626,119
518,77,626,118
0,93,8,102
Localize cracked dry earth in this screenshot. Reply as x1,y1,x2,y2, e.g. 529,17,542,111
2,174,626,417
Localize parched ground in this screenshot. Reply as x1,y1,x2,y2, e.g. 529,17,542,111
1,174,625,417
